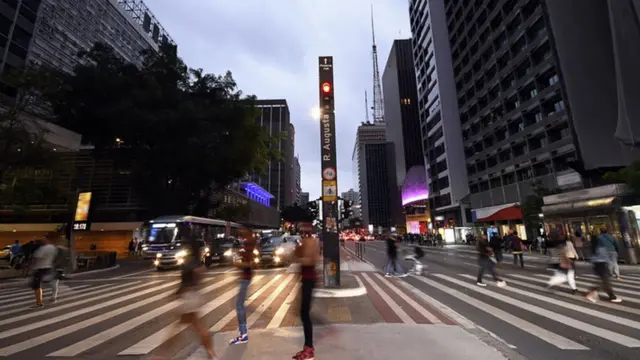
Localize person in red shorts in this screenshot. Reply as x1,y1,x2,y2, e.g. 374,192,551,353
292,222,319,360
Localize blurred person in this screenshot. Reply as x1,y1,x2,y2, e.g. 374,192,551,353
585,232,621,303
152,229,217,360
597,228,621,280
547,237,578,294
28,236,58,307
229,236,257,345
384,234,405,277
292,222,320,360
476,235,506,287
574,230,585,260
489,232,503,266
509,230,525,268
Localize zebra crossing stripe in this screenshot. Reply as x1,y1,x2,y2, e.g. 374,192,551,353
48,276,239,357
458,274,640,331
0,284,92,308
531,274,640,299
118,275,266,356
267,282,301,329
434,274,640,348
360,273,414,324
411,274,587,349
209,274,284,332
372,273,442,324
246,274,295,329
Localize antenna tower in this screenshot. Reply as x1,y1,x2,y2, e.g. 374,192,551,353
364,90,370,123
370,5,385,124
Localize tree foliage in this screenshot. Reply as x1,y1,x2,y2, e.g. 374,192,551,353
43,42,281,216
0,67,65,210
281,203,315,223
521,182,557,238
215,202,251,222
604,162,640,195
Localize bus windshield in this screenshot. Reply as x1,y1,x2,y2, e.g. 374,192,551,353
147,223,180,244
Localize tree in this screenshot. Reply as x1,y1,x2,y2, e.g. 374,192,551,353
215,202,251,222
281,203,314,223
43,42,281,217
521,182,557,239
604,162,640,195
0,67,65,210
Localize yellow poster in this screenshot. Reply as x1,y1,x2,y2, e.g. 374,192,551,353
74,192,92,222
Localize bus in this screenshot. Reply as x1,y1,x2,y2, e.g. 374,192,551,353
141,215,250,259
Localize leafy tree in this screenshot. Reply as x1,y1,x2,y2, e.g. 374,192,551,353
43,42,281,217
214,202,251,222
521,182,557,239
604,162,640,195
281,203,314,223
0,67,64,210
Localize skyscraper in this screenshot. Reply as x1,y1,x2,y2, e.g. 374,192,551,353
440,0,639,234
28,0,174,74
300,191,310,206
294,155,301,204
352,123,397,229
409,0,469,230
341,188,360,220
253,99,294,210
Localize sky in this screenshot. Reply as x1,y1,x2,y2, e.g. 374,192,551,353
147,0,411,200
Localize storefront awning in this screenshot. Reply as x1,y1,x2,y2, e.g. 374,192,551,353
472,203,523,222
542,196,617,215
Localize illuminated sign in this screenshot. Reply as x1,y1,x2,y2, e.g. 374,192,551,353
73,192,92,231
73,223,88,231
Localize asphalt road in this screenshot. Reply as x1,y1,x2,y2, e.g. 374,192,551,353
0,260,294,360
355,241,640,360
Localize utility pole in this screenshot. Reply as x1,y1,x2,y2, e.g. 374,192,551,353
318,56,340,287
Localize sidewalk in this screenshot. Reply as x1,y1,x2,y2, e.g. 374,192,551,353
183,324,510,360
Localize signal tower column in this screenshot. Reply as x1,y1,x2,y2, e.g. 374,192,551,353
318,56,340,287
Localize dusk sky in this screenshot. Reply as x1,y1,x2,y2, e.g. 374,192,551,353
149,0,411,200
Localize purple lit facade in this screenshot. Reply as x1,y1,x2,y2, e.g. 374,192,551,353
240,182,274,207
401,166,429,206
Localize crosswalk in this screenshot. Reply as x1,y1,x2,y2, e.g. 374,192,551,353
399,270,640,353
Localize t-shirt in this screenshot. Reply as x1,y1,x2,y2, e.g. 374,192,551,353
386,239,397,258
32,244,57,270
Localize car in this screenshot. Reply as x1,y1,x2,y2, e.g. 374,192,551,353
204,237,243,267
153,240,208,270
255,236,296,267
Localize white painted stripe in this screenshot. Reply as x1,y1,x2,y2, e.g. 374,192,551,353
47,276,238,357
505,274,640,316
0,284,92,306
476,324,518,349
0,284,95,313
532,274,640,297
246,274,295,328
108,268,155,279
399,278,475,329
210,274,283,332
412,275,587,350
579,274,640,286
0,286,175,356
459,274,640,331
267,282,301,329
372,273,441,324
118,275,265,356
360,273,414,324
434,274,640,347
0,280,170,337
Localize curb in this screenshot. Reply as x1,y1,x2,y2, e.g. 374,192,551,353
313,275,367,298
66,264,120,278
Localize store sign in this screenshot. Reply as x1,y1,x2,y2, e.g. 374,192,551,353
73,192,92,231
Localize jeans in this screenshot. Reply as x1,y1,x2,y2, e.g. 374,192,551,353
301,279,315,348
477,257,501,283
592,262,615,299
235,279,250,334
607,252,620,277
513,253,524,268
385,257,404,274
50,278,59,299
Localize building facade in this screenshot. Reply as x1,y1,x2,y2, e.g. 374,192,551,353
28,0,173,74
441,0,639,238
300,191,309,206
252,99,294,210
352,123,398,230
409,0,471,231
294,155,301,204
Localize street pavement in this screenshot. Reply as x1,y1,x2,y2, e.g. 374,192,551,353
355,241,640,360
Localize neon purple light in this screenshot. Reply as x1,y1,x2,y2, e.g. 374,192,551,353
240,182,274,207
402,191,429,206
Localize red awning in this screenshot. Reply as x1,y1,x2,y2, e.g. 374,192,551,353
477,205,523,222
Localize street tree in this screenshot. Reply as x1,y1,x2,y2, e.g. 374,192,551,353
604,162,640,195
44,42,281,217
281,203,315,223
214,202,251,223
0,67,65,210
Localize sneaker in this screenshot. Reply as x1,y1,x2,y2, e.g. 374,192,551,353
496,280,506,287
292,346,314,360
571,289,578,295
30,304,43,309
476,282,486,287
50,298,57,304
610,297,622,303
586,291,598,303
229,333,248,345
384,273,392,277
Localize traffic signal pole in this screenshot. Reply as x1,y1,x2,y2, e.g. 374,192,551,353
318,56,340,288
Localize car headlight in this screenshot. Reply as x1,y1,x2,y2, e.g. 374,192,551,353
204,247,210,253
253,249,259,256
275,247,284,255
176,250,187,258
224,249,232,256
142,245,149,250
156,253,162,258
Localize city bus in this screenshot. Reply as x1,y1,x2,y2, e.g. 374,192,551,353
141,215,250,259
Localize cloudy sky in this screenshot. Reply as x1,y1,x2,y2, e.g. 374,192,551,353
148,0,411,199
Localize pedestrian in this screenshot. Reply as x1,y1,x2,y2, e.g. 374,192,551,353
509,230,525,268
128,238,136,257
489,232,503,267
476,234,506,287
384,234,404,277
585,231,621,303
152,229,217,360
574,230,585,261
547,238,578,294
229,236,257,345
292,222,320,360
597,228,621,280
28,236,58,308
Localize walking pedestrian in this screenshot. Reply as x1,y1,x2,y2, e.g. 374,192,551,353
489,232,503,267
476,235,506,287
28,236,58,307
229,236,257,345
585,231,621,303
292,222,319,360
574,230,585,261
384,234,405,277
152,230,217,360
597,228,621,280
547,238,578,294
509,230,525,268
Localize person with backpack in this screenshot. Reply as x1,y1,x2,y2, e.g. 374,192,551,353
585,230,621,303
509,230,525,268
597,228,621,280
476,234,506,287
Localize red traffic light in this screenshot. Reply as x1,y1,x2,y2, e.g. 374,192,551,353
322,82,332,94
